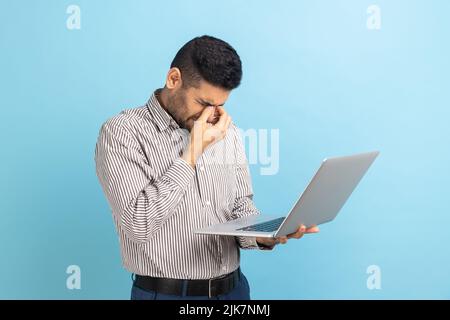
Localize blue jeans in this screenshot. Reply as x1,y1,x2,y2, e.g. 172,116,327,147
130,270,251,300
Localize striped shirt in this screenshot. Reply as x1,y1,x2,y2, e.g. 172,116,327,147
94,90,267,280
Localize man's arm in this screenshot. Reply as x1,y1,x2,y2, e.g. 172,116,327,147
95,118,195,243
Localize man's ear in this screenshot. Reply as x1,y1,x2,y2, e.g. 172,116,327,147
165,67,183,89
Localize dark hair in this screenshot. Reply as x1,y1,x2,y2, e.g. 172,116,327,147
170,35,242,90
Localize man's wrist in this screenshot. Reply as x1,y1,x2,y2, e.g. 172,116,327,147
181,146,199,168
256,238,276,250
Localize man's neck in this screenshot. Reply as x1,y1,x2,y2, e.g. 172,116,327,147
155,88,169,111
155,87,183,128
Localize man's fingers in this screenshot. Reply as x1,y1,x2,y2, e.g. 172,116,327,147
289,224,305,236
213,107,229,129
287,226,305,239
287,230,304,239
198,106,215,122
224,116,232,131
269,237,285,245
286,224,319,239
305,225,320,233
277,236,288,244
216,106,226,116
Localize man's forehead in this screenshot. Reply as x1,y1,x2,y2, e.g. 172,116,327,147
189,80,228,104
194,89,228,106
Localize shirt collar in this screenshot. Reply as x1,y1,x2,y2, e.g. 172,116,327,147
146,89,179,132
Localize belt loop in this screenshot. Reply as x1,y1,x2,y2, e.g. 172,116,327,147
208,278,213,299
181,280,188,297
131,273,136,282
235,269,240,288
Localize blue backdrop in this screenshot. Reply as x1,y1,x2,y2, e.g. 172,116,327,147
1,0,449,299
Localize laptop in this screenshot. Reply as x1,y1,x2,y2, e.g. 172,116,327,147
194,151,379,238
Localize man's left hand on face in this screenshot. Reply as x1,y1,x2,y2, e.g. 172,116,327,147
255,224,320,249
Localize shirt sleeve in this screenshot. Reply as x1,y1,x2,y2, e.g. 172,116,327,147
230,124,274,251
95,119,195,243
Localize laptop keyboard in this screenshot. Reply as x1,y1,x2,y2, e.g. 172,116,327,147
237,217,285,232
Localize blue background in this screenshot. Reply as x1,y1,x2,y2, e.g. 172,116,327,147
1,0,449,299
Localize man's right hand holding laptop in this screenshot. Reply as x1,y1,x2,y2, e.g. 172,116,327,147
256,224,320,249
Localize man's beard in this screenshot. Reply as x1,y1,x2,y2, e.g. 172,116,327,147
166,90,190,129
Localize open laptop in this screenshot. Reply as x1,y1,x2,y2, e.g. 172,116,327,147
194,151,379,238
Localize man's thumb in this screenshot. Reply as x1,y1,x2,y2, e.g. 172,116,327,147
198,106,214,122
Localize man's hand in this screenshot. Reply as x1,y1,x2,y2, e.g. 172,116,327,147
256,224,320,249
182,106,231,168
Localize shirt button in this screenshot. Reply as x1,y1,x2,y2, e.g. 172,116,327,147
205,200,211,206
199,166,205,171
222,266,227,271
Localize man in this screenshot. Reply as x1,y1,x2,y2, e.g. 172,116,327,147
95,35,319,300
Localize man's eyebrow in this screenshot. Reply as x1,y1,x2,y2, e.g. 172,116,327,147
196,98,225,107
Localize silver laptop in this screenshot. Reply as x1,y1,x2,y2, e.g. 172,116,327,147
194,151,379,238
